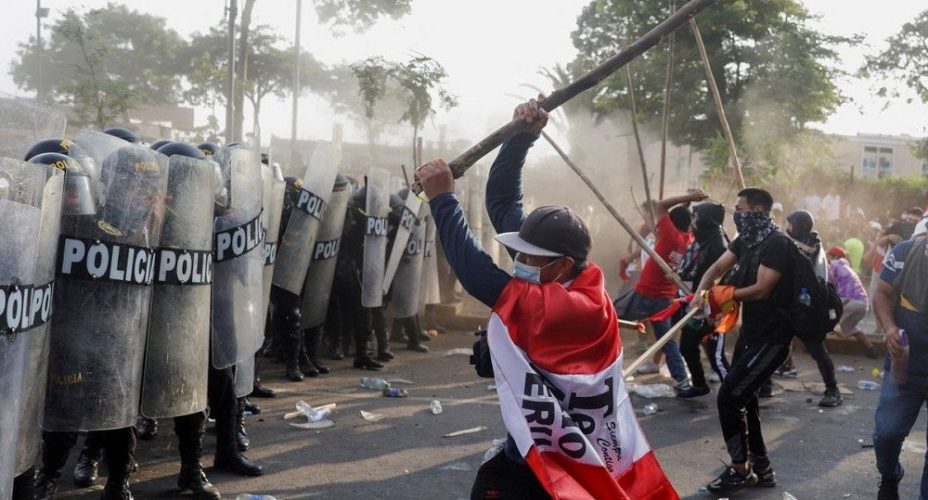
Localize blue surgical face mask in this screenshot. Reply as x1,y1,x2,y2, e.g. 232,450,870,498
512,259,542,283
512,256,562,284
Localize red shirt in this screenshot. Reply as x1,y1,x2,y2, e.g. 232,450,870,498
634,215,692,298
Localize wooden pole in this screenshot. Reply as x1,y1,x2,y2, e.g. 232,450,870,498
689,18,745,190
624,67,657,235
410,0,720,194
540,131,691,295
623,308,699,378
659,0,676,199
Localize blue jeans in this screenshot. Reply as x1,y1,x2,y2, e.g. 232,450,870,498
621,291,688,383
873,369,928,498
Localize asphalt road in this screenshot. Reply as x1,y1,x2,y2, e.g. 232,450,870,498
54,329,922,499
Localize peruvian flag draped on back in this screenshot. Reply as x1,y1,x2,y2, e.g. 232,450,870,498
489,262,678,500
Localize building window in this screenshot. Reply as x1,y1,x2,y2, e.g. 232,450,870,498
862,146,893,178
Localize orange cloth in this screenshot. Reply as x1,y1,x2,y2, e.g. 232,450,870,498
705,285,739,333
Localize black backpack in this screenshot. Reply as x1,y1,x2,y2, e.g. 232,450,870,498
784,241,843,343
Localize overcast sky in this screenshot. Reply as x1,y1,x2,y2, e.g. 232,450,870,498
2,0,926,147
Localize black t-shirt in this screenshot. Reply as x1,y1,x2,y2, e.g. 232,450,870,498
728,232,795,343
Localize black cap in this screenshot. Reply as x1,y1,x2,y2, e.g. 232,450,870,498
496,205,591,261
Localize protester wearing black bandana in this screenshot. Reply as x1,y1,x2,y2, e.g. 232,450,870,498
690,188,797,495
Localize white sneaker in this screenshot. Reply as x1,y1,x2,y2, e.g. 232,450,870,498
674,378,693,392
635,360,660,375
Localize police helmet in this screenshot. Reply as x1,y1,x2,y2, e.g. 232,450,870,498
29,152,96,216
103,127,141,144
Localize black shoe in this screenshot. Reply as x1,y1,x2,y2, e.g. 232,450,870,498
705,465,757,495
177,464,221,499
310,357,330,374
329,344,345,360
214,451,263,477
406,342,429,353
676,385,710,399
759,385,775,398
250,378,276,398
878,466,904,500
73,449,101,487
100,477,134,500
376,348,395,362
299,349,320,377
353,356,384,370
418,331,432,342
286,358,304,382
137,416,158,441
243,398,261,415
819,388,844,408
35,472,59,500
753,464,776,488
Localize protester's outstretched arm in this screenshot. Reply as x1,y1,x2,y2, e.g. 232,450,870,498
655,188,709,218
486,95,548,239
419,159,510,308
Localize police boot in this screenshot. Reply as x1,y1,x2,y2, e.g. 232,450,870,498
12,468,35,500
213,416,263,477
389,317,406,342
251,374,276,398
34,471,59,500
404,317,429,353
236,398,250,452
136,416,158,441
353,334,383,370
100,477,133,500
375,322,394,362
305,327,329,374
176,421,221,499
298,343,320,378
73,440,103,487
285,332,304,382
243,397,261,415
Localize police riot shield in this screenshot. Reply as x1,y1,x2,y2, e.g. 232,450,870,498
14,165,63,477
272,143,340,295
261,163,285,325
140,155,215,419
74,129,129,190
211,147,265,369
418,213,441,314
361,168,390,308
300,175,350,329
0,92,67,160
382,189,423,295
390,204,427,319
44,142,167,432
0,159,47,494
234,356,255,398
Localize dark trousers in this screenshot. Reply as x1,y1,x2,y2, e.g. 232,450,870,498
717,337,791,464
208,363,237,421
41,427,136,480
680,319,730,388
471,451,550,500
174,411,207,465
784,338,837,390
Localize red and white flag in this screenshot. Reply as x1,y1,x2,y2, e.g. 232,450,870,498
489,263,678,500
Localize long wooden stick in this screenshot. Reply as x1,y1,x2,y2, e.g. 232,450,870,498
624,308,699,378
659,0,677,199
690,18,745,190
623,67,656,234
410,0,719,194
540,131,691,295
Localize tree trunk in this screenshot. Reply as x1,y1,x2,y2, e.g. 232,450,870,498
234,0,257,142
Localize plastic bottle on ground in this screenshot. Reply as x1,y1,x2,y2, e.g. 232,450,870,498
383,387,409,398
361,377,391,390
236,495,278,500
857,380,880,391
430,400,443,415
642,403,659,416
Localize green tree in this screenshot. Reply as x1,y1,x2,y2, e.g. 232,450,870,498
569,0,849,175
10,3,186,129
351,54,457,162
314,0,412,33
185,23,333,141
861,11,928,159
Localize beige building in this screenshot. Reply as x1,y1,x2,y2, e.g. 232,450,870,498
834,133,928,179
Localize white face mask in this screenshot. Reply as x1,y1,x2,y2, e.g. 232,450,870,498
512,256,562,284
